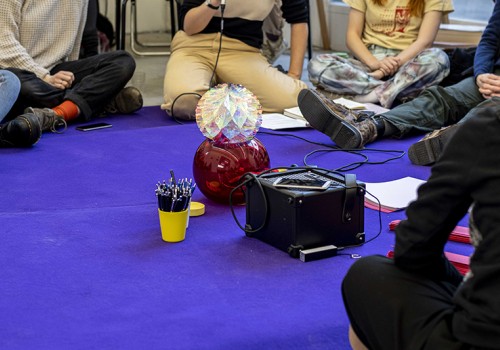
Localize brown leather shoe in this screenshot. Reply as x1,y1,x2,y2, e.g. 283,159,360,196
408,124,460,166
24,107,67,133
105,86,143,114
298,89,375,149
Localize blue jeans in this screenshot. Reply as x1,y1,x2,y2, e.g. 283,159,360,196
0,70,21,123
5,50,135,121
381,75,485,136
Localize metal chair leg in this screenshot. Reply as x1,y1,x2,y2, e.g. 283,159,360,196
130,0,174,56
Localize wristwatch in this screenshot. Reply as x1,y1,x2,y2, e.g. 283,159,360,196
205,0,220,10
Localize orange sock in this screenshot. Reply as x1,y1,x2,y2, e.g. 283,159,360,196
52,101,80,121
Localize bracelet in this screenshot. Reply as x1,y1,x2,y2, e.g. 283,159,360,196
205,0,219,10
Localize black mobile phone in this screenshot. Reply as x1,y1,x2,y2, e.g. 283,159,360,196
272,177,331,190
76,122,112,131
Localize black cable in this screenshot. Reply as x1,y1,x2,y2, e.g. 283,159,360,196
302,147,405,172
169,5,226,121
208,5,225,88
229,166,316,234
229,172,268,234
359,188,383,245
303,148,369,169
229,165,384,249
259,130,340,149
170,92,202,124
258,130,406,171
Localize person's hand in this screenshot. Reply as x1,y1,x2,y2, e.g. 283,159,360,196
368,69,385,80
287,71,301,80
476,73,500,99
376,56,401,77
43,71,75,90
206,0,221,7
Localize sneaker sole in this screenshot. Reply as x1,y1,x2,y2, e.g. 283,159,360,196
298,89,362,149
408,125,459,165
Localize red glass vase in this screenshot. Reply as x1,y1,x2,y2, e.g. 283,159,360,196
193,138,271,204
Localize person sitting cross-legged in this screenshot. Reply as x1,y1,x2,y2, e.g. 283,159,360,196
307,0,453,109
342,97,500,350
298,0,500,165
0,0,143,136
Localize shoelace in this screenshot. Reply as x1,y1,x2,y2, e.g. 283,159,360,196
50,116,67,134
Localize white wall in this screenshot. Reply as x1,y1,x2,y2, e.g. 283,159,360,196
99,0,172,33
101,0,331,41
98,0,483,49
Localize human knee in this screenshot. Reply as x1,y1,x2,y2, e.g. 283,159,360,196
117,50,136,70
421,48,450,66
0,70,21,92
106,50,136,79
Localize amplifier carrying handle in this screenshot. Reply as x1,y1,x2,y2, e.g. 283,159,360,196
342,174,357,223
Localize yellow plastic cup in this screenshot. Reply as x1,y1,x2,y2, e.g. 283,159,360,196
158,209,188,242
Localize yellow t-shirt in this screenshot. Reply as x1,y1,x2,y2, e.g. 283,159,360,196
343,0,454,50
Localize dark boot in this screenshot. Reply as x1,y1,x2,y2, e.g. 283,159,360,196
25,107,67,133
0,113,42,147
298,89,380,149
408,124,460,166
105,86,143,114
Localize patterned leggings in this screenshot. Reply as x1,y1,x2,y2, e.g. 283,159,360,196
308,46,450,108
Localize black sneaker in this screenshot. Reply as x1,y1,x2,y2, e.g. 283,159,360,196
408,124,460,165
105,86,143,114
24,107,67,133
0,113,42,147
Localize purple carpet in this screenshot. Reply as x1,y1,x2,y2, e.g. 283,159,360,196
1,106,472,349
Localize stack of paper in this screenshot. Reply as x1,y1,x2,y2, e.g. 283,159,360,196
364,176,426,213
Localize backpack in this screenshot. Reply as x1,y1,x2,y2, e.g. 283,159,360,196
97,13,115,48
440,47,476,87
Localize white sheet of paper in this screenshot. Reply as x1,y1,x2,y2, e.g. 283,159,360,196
364,176,426,210
333,97,366,110
261,113,309,130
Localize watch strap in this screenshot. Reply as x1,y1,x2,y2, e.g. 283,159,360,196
205,0,219,10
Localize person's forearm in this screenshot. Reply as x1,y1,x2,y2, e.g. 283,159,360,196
183,1,222,35
346,34,378,70
345,8,378,70
394,39,431,65
287,22,308,79
396,11,441,65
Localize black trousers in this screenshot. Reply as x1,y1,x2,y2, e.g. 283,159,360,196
342,97,500,350
342,255,467,350
6,50,135,121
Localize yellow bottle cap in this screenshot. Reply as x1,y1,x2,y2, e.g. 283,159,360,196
189,201,205,216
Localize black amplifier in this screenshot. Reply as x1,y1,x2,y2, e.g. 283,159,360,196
244,168,365,258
